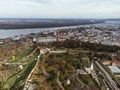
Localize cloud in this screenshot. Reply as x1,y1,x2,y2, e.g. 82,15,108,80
0,0,120,18
20,0,53,4
30,0,52,3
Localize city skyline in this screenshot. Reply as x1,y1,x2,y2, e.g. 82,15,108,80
0,0,120,18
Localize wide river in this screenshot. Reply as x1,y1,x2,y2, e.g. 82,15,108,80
0,20,120,39
0,24,93,39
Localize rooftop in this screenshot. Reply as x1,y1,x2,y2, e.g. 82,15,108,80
108,66,120,74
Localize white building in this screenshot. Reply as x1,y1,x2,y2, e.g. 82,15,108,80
0,41,3,44
33,38,37,42
37,37,56,43
108,66,120,74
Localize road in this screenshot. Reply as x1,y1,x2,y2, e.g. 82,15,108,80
94,61,120,90
23,48,48,90
23,49,41,90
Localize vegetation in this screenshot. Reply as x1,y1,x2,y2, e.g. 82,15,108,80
53,40,120,52
33,50,99,90
1,39,119,90
0,19,105,29
1,54,37,90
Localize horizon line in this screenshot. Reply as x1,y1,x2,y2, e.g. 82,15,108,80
0,18,120,20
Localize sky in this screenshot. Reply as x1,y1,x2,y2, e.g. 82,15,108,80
0,0,120,18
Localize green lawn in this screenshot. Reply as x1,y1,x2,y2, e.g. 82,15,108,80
2,55,37,90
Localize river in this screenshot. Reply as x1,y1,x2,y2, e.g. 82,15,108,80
0,24,93,39
0,20,120,39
